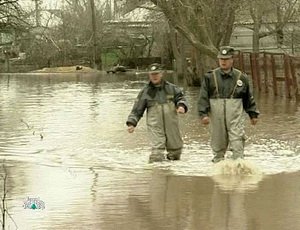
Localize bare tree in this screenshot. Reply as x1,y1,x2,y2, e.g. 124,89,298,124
140,0,242,81
150,0,241,57
60,0,105,68
247,0,299,52
0,0,28,32
22,0,108,68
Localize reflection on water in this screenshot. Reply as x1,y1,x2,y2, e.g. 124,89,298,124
210,184,248,230
0,72,300,229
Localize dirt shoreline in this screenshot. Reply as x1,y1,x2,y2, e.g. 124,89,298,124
31,65,100,73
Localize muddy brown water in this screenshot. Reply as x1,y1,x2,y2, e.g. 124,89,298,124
0,72,299,230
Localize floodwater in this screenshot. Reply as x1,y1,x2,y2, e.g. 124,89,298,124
0,72,299,230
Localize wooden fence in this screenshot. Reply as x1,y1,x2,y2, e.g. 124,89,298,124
234,51,300,99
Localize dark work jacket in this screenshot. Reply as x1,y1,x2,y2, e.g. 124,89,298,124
198,67,259,119
126,80,188,127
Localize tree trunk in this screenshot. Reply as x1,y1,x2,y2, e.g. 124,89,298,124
252,21,260,53
169,24,184,79
194,50,216,86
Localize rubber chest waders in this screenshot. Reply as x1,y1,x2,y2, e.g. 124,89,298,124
147,94,183,163
210,69,246,160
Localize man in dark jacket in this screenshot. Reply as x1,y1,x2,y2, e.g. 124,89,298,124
126,63,188,163
198,46,259,163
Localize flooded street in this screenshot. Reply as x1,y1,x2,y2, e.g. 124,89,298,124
0,72,300,230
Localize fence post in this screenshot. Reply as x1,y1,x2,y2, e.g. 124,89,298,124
250,53,258,89
270,54,278,96
289,56,299,98
239,51,245,72
283,54,292,98
256,52,261,92
263,52,269,93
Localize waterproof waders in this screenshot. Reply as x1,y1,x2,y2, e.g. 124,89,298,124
126,80,188,163
210,69,245,162
198,66,259,163
147,101,183,163
210,99,245,162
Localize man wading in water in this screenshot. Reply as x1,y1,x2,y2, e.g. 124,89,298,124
126,63,188,163
198,46,259,163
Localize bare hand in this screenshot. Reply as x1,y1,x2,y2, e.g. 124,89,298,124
127,126,135,133
176,106,185,114
201,116,210,125
250,118,258,125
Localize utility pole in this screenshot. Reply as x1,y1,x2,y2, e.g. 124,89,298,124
90,0,98,69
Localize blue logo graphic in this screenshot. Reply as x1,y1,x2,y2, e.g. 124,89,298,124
23,197,45,210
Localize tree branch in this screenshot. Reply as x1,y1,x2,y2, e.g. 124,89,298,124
0,0,18,7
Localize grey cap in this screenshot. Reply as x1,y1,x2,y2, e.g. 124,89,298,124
148,63,163,73
217,46,235,59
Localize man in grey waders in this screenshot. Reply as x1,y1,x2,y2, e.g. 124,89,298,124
198,46,259,163
126,63,188,163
